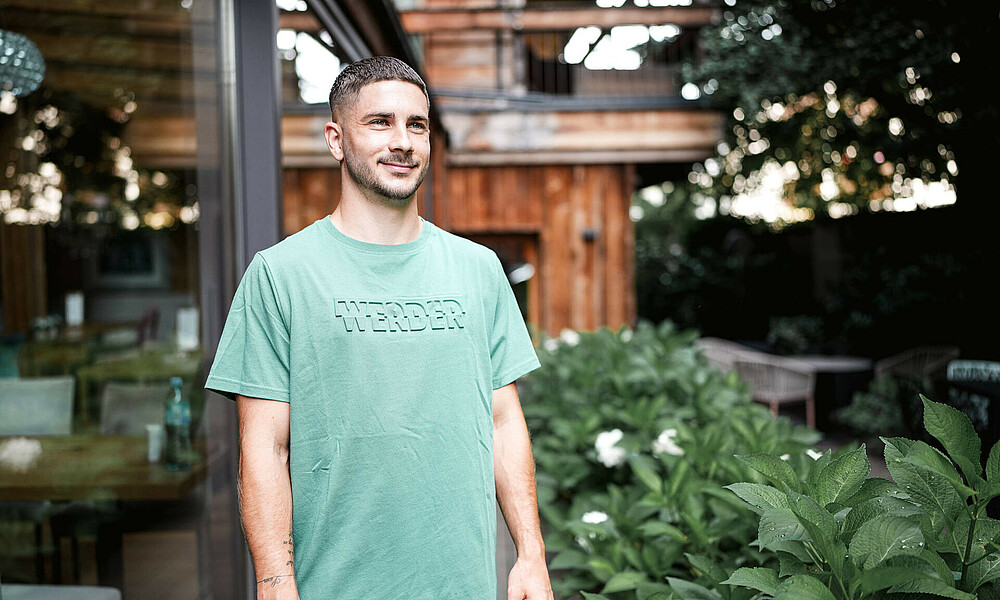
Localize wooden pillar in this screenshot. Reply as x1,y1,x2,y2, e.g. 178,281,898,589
0,222,48,334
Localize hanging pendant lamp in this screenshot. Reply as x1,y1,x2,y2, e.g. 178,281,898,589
0,29,45,98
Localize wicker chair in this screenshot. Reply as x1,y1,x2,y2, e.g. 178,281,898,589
734,356,817,428
874,346,960,380
694,337,767,374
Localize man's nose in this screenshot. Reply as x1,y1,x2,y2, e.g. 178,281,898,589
388,124,414,153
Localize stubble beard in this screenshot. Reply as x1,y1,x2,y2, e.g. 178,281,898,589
343,148,428,208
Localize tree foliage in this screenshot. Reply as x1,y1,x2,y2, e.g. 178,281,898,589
681,0,998,221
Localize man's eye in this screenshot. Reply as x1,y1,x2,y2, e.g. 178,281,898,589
410,122,427,131
371,119,389,126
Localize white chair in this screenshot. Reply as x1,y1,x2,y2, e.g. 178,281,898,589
874,346,960,380
734,356,817,428
0,376,75,436
99,381,171,436
695,337,768,374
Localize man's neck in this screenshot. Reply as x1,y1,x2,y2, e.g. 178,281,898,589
328,197,423,246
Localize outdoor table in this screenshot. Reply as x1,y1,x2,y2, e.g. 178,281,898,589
0,435,211,590
1,584,121,600
784,355,874,432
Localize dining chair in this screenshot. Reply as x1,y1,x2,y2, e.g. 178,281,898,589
0,376,75,436
99,381,172,436
734,356,817,428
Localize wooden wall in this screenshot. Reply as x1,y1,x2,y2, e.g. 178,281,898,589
442,164,636,336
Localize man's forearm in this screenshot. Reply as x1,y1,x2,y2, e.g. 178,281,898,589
238,443,298,594
493,409,545,560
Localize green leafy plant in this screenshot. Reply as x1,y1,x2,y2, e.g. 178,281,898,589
520,319,822,599
704,395,1000,600
834,376,907,438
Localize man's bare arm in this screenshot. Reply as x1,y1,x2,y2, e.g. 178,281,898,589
493,382,554,599
237,394,299,600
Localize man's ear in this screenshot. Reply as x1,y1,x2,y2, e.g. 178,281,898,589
324,121,344,161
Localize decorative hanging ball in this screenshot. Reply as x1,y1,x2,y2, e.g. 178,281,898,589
0,29,46,98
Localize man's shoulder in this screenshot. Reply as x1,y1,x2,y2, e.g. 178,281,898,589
255,219,324,269
431,222,500,265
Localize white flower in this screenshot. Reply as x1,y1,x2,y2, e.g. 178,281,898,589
560,328,581,346
652,428,684,456
575,535,591,551
806,448,824,461
779,454,791,461
582,511,608,524
542,338,560,352
595,428,627,467
620,328,633,342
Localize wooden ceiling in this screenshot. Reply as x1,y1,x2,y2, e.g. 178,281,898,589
2,0,223,112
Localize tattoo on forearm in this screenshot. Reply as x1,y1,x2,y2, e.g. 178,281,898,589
256,530,295,587
257,574,293,587
283,529,295,568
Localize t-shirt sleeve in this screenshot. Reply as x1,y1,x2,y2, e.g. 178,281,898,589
204,252,291,403
488,254,541,389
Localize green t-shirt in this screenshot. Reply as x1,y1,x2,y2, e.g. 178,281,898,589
204,215,541,600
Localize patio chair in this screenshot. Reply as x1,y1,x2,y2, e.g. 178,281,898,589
0,376,75,436
694,337,766,374
734,356,817,428
874,346,960,381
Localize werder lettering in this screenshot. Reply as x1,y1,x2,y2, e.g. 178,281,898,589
334,298,465,333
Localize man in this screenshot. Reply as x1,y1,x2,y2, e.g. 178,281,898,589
204,56,554,600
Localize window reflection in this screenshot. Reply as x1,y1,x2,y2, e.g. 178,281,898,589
0,2,232,597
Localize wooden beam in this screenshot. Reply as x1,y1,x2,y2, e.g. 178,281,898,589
399,6,718,33
446,149,713,166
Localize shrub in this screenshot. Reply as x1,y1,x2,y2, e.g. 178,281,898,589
520,319,821,599
701,395,999,600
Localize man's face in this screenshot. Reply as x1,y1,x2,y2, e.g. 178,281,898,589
331,80,430,206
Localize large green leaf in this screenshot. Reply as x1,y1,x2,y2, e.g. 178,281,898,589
849,515,925,569
922,396,981,469
966,552,1000,592
841,477,902,507
580,593,612,600
787,491,840,569
860,566,936,593
600,571,649,594
777,550,821,577
759,508,810,551
883,437,917,465
721,567,780,596
842,496,924,540
886,457,964,525
666,577,723,600
987,441,1000,485
629,455,664,495
901,440,978,498
888,578,976,599
638,521,687,542
736,453,800,492
771,575,838,600
684,553,727,583
725,482,790,514
814,446,870,506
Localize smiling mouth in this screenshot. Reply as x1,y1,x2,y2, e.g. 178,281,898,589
380,161,417,173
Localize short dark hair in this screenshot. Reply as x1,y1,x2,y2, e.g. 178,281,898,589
328,56,429,121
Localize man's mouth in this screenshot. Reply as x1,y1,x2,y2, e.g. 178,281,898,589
380,160,417,174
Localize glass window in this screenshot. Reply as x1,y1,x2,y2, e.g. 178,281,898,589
1,1,239,597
